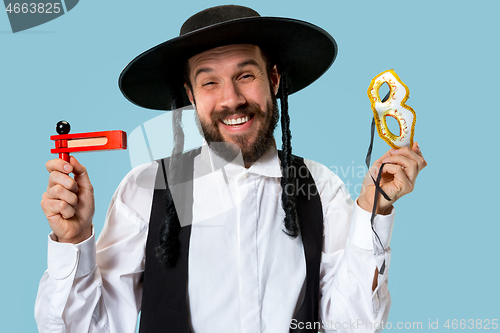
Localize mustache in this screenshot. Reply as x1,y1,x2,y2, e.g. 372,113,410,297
211,103,264,122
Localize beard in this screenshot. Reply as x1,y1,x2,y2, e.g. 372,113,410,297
195,93,279,166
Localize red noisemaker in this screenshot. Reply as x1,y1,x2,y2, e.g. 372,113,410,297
50,121,127,162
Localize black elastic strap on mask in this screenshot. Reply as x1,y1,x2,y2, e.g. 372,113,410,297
364,91,393,275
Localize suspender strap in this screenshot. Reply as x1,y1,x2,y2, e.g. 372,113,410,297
139,148,200,333
288,156,324,333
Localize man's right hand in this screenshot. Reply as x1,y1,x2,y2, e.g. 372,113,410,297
41,156,95,244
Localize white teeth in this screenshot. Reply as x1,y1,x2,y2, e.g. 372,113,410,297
223,116,250,126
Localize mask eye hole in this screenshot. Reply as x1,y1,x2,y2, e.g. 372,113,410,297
385,115,401,137
379,82,390,102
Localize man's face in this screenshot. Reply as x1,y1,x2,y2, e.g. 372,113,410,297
184,44,281,166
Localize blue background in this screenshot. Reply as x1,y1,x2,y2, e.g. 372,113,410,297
1,0,499,332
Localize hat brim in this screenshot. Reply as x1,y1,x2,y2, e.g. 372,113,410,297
119,16,337,111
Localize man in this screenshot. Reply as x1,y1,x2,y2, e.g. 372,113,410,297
36,5,426,333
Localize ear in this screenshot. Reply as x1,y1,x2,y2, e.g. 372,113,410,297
184,83,195,105
270,65,281,96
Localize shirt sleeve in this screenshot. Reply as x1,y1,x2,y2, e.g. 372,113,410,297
35,162,157,333
304,159,394,333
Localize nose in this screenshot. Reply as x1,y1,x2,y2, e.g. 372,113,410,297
219,81,246,110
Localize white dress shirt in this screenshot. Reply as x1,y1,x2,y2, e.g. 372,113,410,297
35,144,394,333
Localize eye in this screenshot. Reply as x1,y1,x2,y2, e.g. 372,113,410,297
201,81,220,89
239,74,255,81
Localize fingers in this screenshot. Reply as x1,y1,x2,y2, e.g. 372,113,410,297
42,156,95,243
391,143,427,171
413,142,428,168
41,192,76,220
377,143,427,180
380,163,414,195
46,158,73,174
382,153,418,182
373,142,426,169
41,183,78,220
48,170,78,193
372,149,394,169
70,156,94,193
46,158,77,192
364,142,426,210
45,184,78,208
46,156,93,194
43,156,91,220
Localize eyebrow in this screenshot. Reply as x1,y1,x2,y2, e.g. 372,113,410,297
193,67,213,83
193,59,262,83
237,59,260,69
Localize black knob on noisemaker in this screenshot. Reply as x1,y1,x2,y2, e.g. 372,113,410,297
56,121,71,135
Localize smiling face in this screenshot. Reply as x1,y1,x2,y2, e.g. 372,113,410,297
184,44,281,167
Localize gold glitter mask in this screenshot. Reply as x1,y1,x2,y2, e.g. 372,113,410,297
367,69,416,149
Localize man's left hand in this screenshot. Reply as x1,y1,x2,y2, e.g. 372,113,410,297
358,142,427,215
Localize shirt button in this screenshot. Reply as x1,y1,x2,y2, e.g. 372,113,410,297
237,173,248,186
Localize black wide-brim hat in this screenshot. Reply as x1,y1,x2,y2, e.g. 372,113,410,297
119,5,337,111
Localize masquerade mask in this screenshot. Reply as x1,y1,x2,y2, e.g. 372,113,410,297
367,69,416,149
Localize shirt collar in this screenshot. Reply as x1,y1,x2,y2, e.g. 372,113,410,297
246,142,282,177
199,139,282,178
